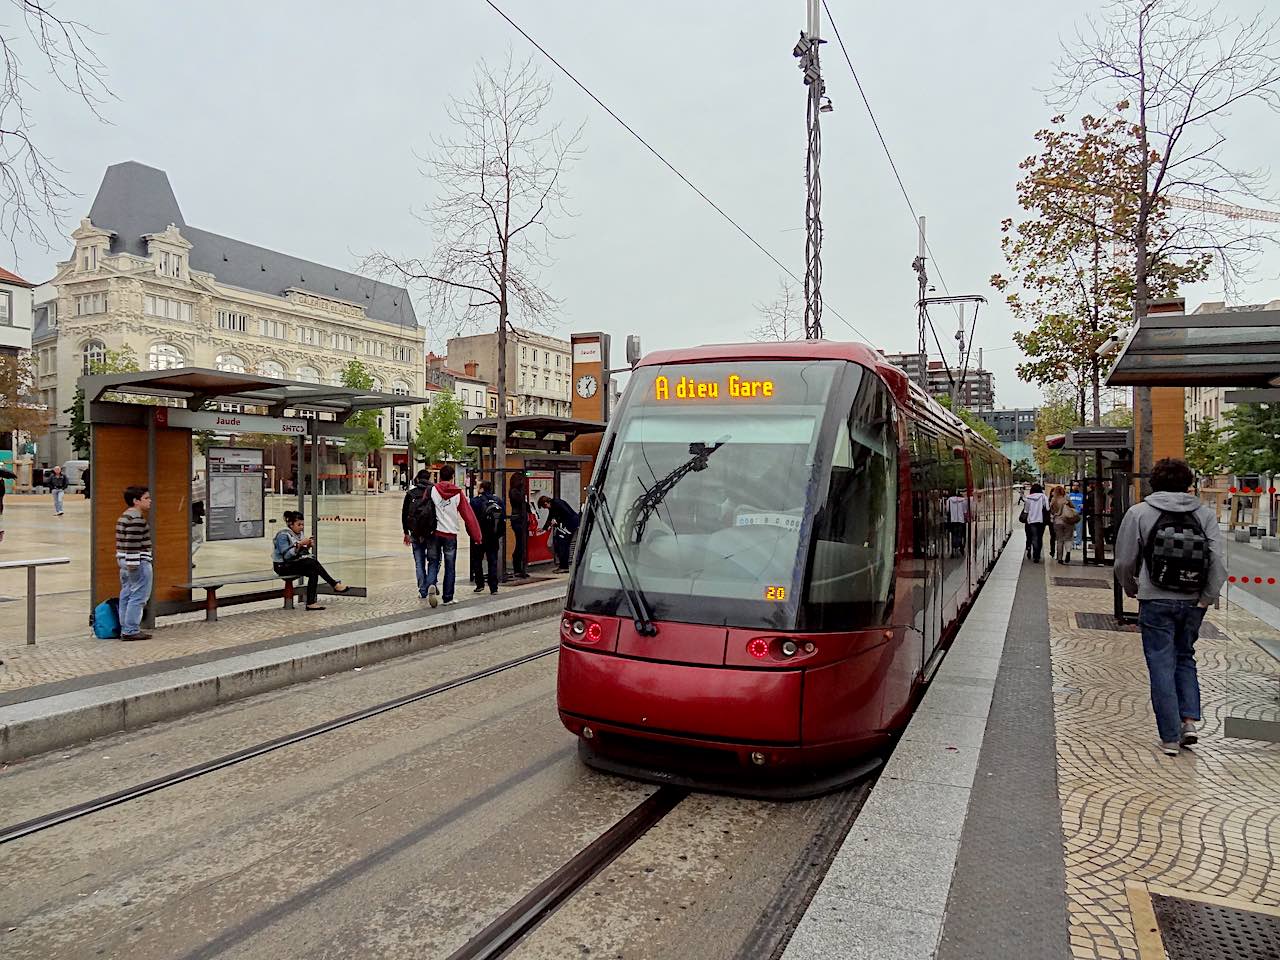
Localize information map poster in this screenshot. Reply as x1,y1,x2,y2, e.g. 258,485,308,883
206,447,265,542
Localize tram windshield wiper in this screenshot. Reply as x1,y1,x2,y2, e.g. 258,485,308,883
625,436,729,544
588,487,658,636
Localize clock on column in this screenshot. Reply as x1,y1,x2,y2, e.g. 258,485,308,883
576,374,598,399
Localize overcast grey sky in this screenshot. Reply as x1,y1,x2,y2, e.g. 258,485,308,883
13,0,1280,408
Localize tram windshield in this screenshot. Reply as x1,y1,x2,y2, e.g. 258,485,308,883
570,359,897,631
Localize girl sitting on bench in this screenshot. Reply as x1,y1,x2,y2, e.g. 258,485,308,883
272,511,348,610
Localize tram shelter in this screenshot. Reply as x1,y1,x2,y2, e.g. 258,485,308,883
466,415,605,569
81,367,436,625
1107,300,1280,744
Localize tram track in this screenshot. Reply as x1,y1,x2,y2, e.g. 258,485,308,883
446,785,689,960
0,644,559,846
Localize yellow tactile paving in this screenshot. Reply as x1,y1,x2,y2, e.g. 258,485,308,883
1047,568,1280,959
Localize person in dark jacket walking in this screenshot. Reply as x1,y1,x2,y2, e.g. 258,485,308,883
0,466,16,542
1114,458,1228,756
469,481,505,594
508,474,530,579
47,465,69,516
402,471,435,599
538,495,580,572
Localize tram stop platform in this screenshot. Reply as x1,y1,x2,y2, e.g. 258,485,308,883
785,542,1280,960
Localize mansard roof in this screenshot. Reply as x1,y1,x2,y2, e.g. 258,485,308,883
87,161,418,332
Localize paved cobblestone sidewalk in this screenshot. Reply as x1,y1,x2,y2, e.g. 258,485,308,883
1047,568,1280,959
0,494,561,695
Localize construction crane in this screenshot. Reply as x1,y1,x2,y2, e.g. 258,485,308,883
1167,196,1280,223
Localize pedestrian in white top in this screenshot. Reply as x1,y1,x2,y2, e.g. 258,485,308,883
1022,482,1050,563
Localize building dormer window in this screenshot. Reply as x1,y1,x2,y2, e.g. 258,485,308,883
158,250,183,279
82,245,98,272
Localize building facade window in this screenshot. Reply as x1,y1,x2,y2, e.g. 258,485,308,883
147,342,185,370
259,360,286,379
363,340,385,358
0,290,11,326
296,366,321,383
393,344,413,363
330,333,355,353
297,326,321,346
216,309,249,332
81,246,98,272
328,369,345,386
76,292,106,316
392,380,410,397
145,295,192,321
392,409,410,442
81,339,107,374
259,317,287,340
215,353,246,373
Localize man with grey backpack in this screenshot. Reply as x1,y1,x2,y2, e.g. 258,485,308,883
1114,458,1227,756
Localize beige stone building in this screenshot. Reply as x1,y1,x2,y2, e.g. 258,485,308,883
32,162,428,483
445,328,573,418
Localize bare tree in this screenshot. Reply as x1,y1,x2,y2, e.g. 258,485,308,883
1055,0,1280,488
750,278,803,342
0,1,110,253
364,54,581,483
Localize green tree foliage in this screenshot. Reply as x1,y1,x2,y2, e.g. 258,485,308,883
412,392,466,467
339,360,385,460
1029,397,1082,479
1101,405,1133,428
1184,420,1229,480
937,395,999,447
65,347,142,457
0,353,46,439
1012,458,1038,484
992,113,1209,424
1224,404,1280,480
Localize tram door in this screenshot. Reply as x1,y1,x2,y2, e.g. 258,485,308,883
909,424,945,673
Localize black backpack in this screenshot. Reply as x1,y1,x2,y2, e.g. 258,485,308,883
1142,509,1210,594
480,498,503,539
410,485,438,540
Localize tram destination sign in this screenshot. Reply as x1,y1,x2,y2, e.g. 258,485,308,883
653,373,775,401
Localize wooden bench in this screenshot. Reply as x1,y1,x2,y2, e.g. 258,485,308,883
174,571,302,622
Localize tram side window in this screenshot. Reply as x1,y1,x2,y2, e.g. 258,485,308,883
804,374,897,626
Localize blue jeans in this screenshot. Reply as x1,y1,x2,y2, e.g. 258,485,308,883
1139,599,1205,743
118,559,153,636
52,489,64,514
425,535,457,602
1074,520,1083,546
411,539,430,597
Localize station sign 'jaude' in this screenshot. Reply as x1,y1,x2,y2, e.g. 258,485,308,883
653,374,775,401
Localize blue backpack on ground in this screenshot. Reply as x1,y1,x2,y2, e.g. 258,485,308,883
92,597,121,639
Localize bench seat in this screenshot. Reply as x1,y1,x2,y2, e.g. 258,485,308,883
174,571,301,622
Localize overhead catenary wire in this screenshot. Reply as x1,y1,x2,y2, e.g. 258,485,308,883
820,0,964,322
480,0,871,342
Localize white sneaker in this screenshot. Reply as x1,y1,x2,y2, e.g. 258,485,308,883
442,599,457,606
1161,741,1181,756
1180,721,1199,746
427,585,439,608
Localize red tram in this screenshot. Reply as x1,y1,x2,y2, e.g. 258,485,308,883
556,341,1012,797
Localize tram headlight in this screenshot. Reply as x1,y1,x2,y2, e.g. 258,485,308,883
571,619,586,636
780,640,798,658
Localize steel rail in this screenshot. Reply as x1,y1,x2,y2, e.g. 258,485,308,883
0,645,559,846
445,785,688,960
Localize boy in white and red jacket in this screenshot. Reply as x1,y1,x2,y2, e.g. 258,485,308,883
406,464,482,607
